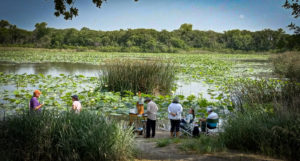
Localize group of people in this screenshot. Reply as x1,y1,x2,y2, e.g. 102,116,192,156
29,89,218,138
144,97,219,138
29,90,82,113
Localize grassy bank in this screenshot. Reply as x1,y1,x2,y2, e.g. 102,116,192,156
0,111,135,161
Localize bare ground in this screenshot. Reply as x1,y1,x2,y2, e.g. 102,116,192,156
134,130,283,161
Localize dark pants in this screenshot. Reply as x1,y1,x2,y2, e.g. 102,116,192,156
201,121,216,132
146,118,156,138
170,119,180,132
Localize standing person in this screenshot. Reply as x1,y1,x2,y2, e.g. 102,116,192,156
144,97,158,138
29,90,44,112
168,97,183,137
71,95,82,113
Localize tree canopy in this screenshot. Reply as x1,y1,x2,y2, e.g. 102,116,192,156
54,0,138,20
283,0,300,34
1,20,299,52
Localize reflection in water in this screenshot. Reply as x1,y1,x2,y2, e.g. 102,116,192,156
0,63,102,77
0,62,219,98
175,80,219,101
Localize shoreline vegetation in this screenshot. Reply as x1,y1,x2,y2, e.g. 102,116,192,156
0,46,299,161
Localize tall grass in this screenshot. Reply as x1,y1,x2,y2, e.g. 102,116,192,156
271,52,300,82
220,111,300,161
100,59,176,95
0,111,135,161
223,78,300,160
228,78,300,113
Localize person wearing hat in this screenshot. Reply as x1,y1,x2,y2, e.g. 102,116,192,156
144,97,158,138
199,106,219,132
168,97,183,137
29,90,44,112
71,95,82,113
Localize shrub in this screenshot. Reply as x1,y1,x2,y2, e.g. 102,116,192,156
220,111,300,161
271,52,300,82
0,111,135,161
100,59,176,95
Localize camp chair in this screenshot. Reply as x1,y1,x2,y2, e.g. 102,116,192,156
180,118,196,137
204,118,219,135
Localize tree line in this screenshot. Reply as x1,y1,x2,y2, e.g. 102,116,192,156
0,20,299,53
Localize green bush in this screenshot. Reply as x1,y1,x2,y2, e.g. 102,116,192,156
100,59,176,95
0,111,135,161
220,111,300,161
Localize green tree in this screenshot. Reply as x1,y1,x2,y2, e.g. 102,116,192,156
283,0,300,34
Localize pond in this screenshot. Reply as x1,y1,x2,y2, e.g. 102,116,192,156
0,62,217,99
0,62,102,77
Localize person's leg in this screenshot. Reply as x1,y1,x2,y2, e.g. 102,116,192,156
200,121,206,132
175,120,180,137
151,120,156,137
170,119,174,137
146,118,151,138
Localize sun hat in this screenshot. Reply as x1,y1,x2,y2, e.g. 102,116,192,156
34,90,41,95
206,106,213,112
144,97,151,103
71,95,79,100
172,97,179,103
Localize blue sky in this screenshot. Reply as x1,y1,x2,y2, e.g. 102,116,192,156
0,0,299,33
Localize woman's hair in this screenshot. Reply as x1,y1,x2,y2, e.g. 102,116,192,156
191,108,195,119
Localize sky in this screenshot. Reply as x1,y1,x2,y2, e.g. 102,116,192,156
0,0,299,33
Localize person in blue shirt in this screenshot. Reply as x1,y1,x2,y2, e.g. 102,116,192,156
199,106,219,132
180,108,195,130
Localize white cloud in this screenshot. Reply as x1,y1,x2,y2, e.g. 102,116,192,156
239,14,245,19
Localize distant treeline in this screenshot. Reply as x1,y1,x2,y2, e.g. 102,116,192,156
1,20,300,53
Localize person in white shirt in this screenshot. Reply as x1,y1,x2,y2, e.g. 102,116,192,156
145,97,158,138
71,95,82,113
199,106,219,132
168,97,183,137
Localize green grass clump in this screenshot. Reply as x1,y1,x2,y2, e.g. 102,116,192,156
155,138,181,147
156,138,172,147
179,136,225,154
0,111,135,161
220,111,300,161
100,59,176,95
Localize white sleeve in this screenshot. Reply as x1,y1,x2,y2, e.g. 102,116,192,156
168,104,171,113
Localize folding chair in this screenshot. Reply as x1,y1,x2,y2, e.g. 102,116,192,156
204,118,219,135
180,118,196,137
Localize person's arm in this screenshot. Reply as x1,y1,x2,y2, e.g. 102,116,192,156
168,104,176,117
146,103,151,115
72,102,78,111
32,98,43,110
35,104,43,110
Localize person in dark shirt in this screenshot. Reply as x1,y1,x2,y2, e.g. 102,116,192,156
29,90,44,111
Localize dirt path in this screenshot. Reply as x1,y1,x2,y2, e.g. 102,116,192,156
134,130,283,161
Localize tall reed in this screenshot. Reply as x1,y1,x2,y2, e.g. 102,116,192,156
0,111,135,161
100,59,176,95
